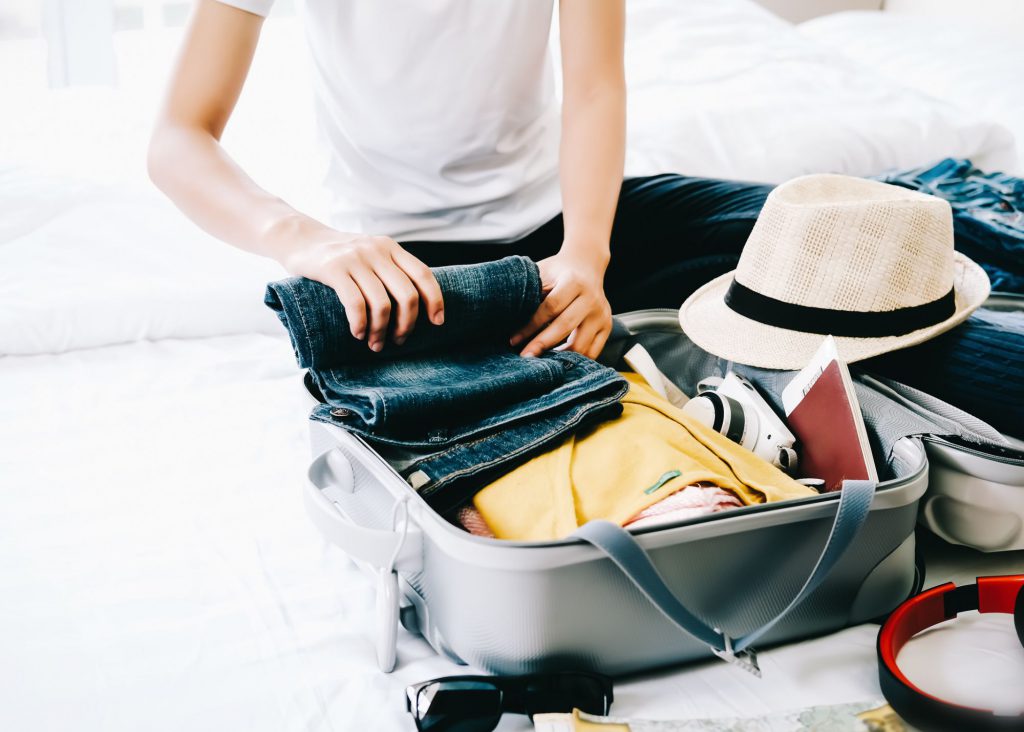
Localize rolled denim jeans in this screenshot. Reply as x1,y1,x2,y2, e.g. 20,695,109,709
265,256,628,513
265,255,542,369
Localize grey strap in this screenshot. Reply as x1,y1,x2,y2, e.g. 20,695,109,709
573,480,876,660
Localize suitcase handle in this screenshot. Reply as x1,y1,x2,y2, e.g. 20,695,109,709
306,448,423,673
573,479,876,675
305,449,422,573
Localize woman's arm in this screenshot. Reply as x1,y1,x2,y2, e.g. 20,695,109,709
148,0,442,351
512,0,626,358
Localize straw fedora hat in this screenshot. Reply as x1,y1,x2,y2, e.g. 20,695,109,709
678,174,990,370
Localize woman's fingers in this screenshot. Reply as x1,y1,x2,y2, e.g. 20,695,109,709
329,275,368,340
520,297,587,357
372,256,421,345
567,315,599,359
349,240,444,350
510,284,575,347
569,318,611,360
350,265,392,352
393,248,445,326
290,235,447,351
589,325,612,359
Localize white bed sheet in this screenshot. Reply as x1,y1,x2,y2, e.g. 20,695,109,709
1,335,1022,731
799,11,1024,175
0,168,287,356
617,0,1017,183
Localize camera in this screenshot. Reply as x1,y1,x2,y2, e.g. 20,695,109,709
681,372,798,473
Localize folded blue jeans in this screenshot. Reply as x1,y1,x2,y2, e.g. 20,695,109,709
265,256,627,513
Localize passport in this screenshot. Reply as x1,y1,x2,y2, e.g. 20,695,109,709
782,336,878,493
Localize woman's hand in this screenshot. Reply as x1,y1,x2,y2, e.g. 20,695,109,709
284,233,444,352
510,247,612,359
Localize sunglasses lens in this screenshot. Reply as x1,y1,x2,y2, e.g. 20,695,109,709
524,674,609,717
414,680,503,732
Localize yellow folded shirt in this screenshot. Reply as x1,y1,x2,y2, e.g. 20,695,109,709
473,373,816,541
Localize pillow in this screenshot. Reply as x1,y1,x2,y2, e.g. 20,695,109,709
798,11,1023,174
620,0,1017,182
0,169,285,355
0,165,93,244
0,19,326,356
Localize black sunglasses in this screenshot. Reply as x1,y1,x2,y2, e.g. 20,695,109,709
404,672,613,732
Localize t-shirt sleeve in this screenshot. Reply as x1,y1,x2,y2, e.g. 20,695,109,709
212,0,275,17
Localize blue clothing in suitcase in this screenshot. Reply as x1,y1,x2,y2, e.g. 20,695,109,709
866,306,1024,438
265,255,627,513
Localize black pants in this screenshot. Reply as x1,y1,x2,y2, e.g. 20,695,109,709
402,174,774,311
401,173,1024,435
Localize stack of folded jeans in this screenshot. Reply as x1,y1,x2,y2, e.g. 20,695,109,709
265,255,628,514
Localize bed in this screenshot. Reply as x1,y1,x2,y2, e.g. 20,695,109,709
798,9,1024,175
2,1,1023,729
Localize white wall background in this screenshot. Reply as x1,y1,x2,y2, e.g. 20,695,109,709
0,0,297,89
6,0,1020,92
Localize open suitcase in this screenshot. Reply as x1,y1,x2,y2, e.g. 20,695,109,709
302,308,945,675
915,293,1024,551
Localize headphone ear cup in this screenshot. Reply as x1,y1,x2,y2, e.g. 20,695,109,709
1015,585,1024,650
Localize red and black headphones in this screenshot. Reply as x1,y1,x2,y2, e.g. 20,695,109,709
877,575,1024,731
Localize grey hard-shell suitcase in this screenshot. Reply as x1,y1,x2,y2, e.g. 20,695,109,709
914,293,1024,551
302,308,933,675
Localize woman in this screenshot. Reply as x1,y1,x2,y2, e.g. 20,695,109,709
149,0,769,360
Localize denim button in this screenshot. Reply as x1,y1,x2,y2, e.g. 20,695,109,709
562,359,575,370
331,408,352,418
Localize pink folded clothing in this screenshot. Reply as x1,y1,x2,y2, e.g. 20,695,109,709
457,504,496,538
456,483,742,538
625,483,742,530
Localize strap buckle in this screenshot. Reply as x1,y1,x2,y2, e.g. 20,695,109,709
711,633,761,678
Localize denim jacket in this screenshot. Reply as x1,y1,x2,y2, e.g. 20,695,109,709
266,256,627,513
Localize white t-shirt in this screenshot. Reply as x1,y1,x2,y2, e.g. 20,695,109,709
216,0,562,242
